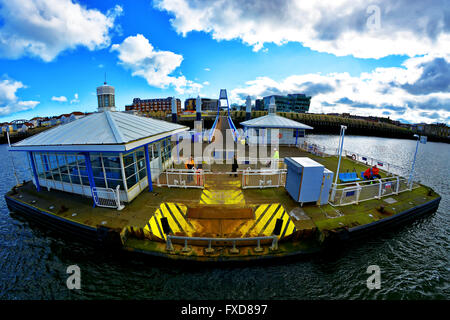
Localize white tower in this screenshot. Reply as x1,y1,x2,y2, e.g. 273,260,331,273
171,97,177,123
97,81,116,112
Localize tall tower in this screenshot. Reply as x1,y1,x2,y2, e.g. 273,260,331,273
196,95,202,121
245,95,252,120
171,97,177,123
97,81,116,112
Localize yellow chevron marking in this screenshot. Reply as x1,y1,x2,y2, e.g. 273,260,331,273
147,209,165,240
199,188,245,205
160,205,182,234
261,205,285,236
166,202,195,233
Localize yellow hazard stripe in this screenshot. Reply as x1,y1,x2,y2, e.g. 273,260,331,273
279,211,296,239
166,202,195,233
260,205,284,236
148,209,165,240
245,204,277,236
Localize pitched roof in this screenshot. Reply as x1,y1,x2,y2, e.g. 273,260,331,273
11,111,188,152
240,114,314,129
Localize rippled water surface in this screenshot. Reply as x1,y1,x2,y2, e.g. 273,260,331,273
0,135,448,299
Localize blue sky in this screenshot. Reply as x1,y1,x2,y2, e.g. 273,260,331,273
0,0,449,124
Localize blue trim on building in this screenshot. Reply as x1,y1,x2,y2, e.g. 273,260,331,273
28,152,41,192
43,154,50,171
144,144,153,192
83,152,97,207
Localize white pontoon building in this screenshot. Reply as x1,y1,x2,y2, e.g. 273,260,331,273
240,96,313,145
9,83,188,204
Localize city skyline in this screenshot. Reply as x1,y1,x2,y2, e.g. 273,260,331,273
0,0,449,125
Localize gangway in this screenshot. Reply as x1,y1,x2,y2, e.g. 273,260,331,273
208,89,239,143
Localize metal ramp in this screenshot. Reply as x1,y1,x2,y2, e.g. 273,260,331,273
208,89,239,143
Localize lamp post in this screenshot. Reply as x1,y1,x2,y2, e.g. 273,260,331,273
408,134,421,188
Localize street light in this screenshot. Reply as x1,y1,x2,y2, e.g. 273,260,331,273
408,134,425,188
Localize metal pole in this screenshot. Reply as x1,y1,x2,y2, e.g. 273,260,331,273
6,131,20,186
333,125,346,186
408,134,420,187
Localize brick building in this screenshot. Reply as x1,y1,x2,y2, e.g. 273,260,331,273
125,97,181,114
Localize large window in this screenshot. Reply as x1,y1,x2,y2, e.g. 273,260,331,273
123,147,147,189
32,152,124,190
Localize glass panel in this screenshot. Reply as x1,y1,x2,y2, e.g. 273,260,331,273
136,148,145,161
102,154,120,168
107,179,124,189
126,174,138,189
123,152,135,167
94,177,106,188
90,153,102,168
137,158,146,171
138,168,147,181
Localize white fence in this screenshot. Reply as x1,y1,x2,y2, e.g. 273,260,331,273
299,141,333,157
164,168,206,188
241,168,287,189
329,176,418,206
338,149,409,177
93,185,125,210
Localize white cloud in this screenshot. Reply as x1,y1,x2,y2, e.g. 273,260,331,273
155,0,450,59
111,34,202,94
203,81,210,86
0,0,123,62
204,68,211,71
70,93,79,104
230,54,450,124
51,96,67,102
0,78,39,116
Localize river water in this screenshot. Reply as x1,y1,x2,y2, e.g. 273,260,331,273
0,135,448,299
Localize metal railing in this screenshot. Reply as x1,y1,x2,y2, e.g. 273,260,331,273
92,185,125,210
165,234,279,253
329,176,419,206
163,168,206,189
298,141,333,157
240,168,287,189
339,149,409,177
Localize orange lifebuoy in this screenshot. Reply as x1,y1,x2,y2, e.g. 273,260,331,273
351,154,356,160
278,133,283,138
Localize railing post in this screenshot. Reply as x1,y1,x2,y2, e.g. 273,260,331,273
378,179,382,199
270,236,278,251
230,240,239,254
115,185,125,210
166,235,174,251
181,238,191,252
254,238,263,252
355,183,361,204
205,239,214,254
396,176,400,195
